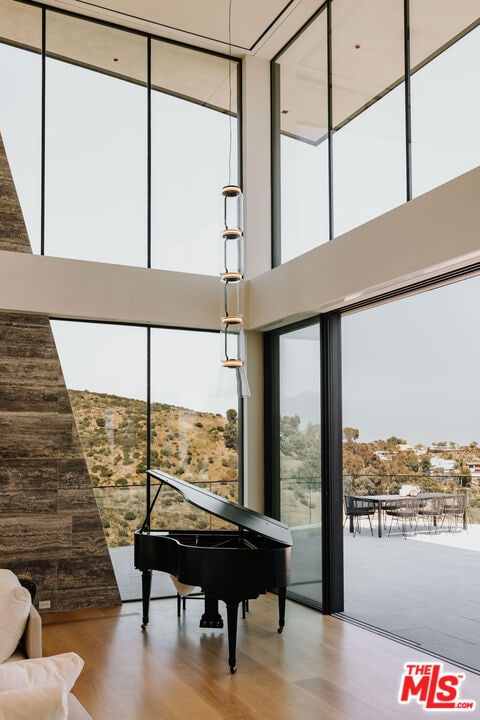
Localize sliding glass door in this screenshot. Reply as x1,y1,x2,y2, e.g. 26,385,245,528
277,322,322,606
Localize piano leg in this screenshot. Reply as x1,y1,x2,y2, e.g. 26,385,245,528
277,587,286,633
225,600,240,674
200,596,224,629
141,570,152,629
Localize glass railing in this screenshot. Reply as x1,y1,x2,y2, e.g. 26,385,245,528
93,479,239,601
344,473,468,495
343,473,478,522
279,473,476,528
93,478,240,548
279,477,321,527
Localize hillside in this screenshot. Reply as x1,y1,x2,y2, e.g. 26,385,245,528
68,390,238,545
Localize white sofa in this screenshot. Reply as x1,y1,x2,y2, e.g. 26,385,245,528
0,570,92,720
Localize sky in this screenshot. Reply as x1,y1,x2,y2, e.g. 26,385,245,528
50,321,238,416
279,276,480,448
342,277,480,447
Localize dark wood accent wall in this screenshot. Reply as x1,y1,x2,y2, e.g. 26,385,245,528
0,134,120,611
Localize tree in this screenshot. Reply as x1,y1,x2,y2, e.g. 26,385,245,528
386,436,407,446
343,427,359,442
420,455,431,474
223,408,238,450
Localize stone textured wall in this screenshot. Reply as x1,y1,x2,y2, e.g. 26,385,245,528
0,134,120,611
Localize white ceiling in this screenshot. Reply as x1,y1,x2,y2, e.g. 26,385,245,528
34,0,324,58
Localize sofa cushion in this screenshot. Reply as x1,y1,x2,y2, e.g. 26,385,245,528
0,571,31,663
0,653,84,694
68,692,93,720
0,684,68,720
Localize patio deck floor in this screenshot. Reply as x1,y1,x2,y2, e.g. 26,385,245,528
342,522,480,672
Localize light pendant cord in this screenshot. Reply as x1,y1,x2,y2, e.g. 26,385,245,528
228,0,233,186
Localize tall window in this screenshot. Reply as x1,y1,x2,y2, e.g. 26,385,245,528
149,329,239,531
151,42,238,275
331,0,406,237
278,322,322,607
44,14,148,264
272,2,479,264
0,3,240,272
50,321,148,528
411,23,480,198
0,0,42,253
342,274,480,670
51,321,239,599
273,9,329,264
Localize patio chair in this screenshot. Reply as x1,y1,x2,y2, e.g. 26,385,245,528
441,494,468,532
343,496,375,536
418,496,444,533
384,497,419,538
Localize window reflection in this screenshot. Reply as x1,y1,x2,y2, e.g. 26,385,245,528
331,0,405,237
274,10,329,263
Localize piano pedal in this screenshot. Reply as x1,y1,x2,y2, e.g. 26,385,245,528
200,617,224,629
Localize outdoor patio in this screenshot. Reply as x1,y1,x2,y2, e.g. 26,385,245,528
342,522,480,672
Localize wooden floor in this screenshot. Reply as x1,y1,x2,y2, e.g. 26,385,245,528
42,594,480,720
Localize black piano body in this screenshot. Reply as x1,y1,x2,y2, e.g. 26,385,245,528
134,470,292,673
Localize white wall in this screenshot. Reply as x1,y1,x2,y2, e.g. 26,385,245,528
247,165,480,330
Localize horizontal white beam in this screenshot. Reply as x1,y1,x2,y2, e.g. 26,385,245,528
247,166,480,329
0,252,220,330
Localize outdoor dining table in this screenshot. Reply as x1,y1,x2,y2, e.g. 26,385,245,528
349,492,465,538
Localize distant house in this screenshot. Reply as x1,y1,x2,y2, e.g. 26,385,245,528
430,457,456,474
374,450,395,461
428,443,459,453
398,444,425,456
467,460,480,478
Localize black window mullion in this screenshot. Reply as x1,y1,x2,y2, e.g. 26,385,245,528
327,0,334,240
146,326,151,528
147,36,152,268
321,312,344,613
40,6,46,255
271,61,281,268
404,0,412,201
264,332,280,519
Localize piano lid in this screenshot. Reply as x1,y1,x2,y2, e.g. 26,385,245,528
147,469,292,546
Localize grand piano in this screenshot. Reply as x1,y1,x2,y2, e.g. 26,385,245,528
134,469,292,673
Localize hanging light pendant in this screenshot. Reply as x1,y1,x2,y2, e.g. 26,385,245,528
219,183,249,396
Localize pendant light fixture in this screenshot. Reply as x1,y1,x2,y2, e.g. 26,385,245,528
219,0,250,398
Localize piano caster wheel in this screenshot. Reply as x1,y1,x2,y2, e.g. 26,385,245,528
277,626,283,634
230,666,237,674
141,623,148,630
